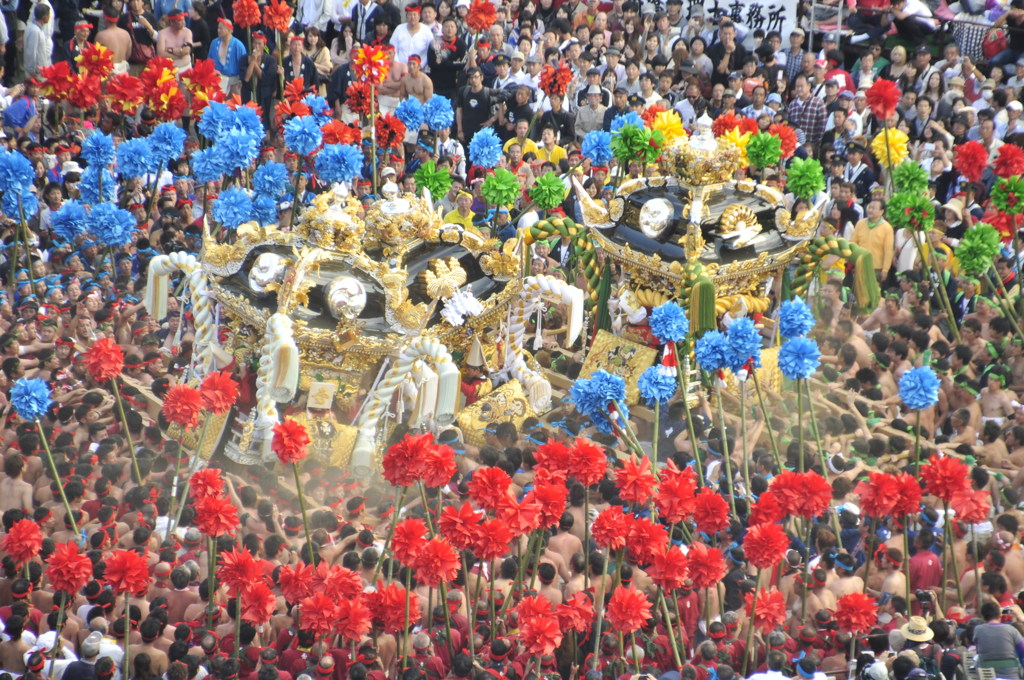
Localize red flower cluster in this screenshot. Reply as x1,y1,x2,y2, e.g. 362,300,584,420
375,113,406,150
497,494,541,536
953,141,989,184
233,0,261,28
77,43,114,79
439,501,482,550
770,470,832,518
745,587,786,633
272,418,310,465
834,592,878,633
855,472,900,518
311,561,363,600
538,63,573,99
656,461,697,523
891,472,924,517
412,536,460,587
627,516,668,565
466,0,497,32
615,454,657,505
382,432,457,489
104,549,151,594
262,0,292,33
865,79,901,120
646,544,688,590
691,487,729,535
219,547,263,596
952,487,990,523
2,519,42,566
474,517,516,561
195,495,239,536
557,592,594,632
768,123,798,159
40,62,75,102
468,465,512,510
322,119,361,145
351,46,390,86
591,506,631,551
392,518,428,564
107,73,145,115
191,467,224,501
606,584,651,634
687,542,726,589
368,580,421,633
162,384,203,429
47,542,93,594
920,453,970,503
84,338,124,383
182,59,221,102
240,582,276,623
749,490,786,526
200,371,239,414
996,144,1024,179
278,563,314,603
567,438,606,487
744,522,789,570
712,113,757,137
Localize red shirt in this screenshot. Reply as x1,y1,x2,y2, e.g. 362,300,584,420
909,549,943,592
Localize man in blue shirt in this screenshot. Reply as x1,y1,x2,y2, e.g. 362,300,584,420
2,78,38,134
210,17,247,95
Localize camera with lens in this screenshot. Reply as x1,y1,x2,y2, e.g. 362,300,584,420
915,589,934,612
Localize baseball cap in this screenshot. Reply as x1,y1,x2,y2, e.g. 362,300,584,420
527,54,542,64
839,90,854,100
823,31,837,42
814,58,826,68
586,66,601,75
511,50,524,60
587,85,602,95
1010,100,1023,112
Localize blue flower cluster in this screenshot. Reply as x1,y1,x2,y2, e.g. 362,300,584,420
649,301,689,343
88,202,135,247
220,129,260,173
79,167,117,206
424,95,454,131
638,366,677,405
395,97,425,131
3,191,37,220
778,297,815,340
581,130,613,166
191,148,227,184
694,330,729,373
778,336,821,380
302,94,332,126
253,161,291,198
899,366,940,411
212,188,254,230
571,369,628,434
82,133,115,168
284,115,323,156
0,150,35,195
10,377,51,422
252,194,279,226
315,144,362,184
117,138,159,179
194,102,266,181
52,199,88,243
468,128,502,168
610,112,645,133
725,317,761,372
148,123,186,163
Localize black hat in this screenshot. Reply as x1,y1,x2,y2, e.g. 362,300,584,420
756,44,775,61
627,93,643,106
846,141,866,155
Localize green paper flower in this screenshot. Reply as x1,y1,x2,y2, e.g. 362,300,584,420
610,124,664,165
956,223,1002,276
892,161,929,194
992,176,1024,216
481,168,520,208
886,192,935,232
530,171,566,211
413,161,452,201
786,158,825,201
746,132,782,169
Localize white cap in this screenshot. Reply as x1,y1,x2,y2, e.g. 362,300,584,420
33,631,57,654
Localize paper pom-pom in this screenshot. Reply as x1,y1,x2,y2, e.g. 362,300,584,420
315,143,363,184
871,128,909,168
921,453,970,503
952,487,991,524
423,95,455,131
468,128,502,168
529,171,566,210
746,131,782,169
899,365,940,411
865,79,901,120
414,160,452,199
694,330,729,372
581,129,613,165
954,140,989,183
786,157,825,200
395,97,424,131
778,297,815,339
481,167,519,206
712,112,744,137
611,123,663,165
466,0,496,32
649,301,689,342
262,0,292,32
725,316,762,372
956,223,1002,276
610,111,645,133
638,366,676,405
778,335,820,380
768,123,798,159
344,82,377,116
992,176,1024,216
374,113,406,150
835,592,878,634
854,472,901,518
52,199,88,243
745,587,786,633
351,45,390,85
886,191,935,232
538,62,573,98
995,144,1024,178
892,161,929,194
570,370,627,435
651,110,687,143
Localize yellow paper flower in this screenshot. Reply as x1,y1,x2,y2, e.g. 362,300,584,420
871,128,909,168
722,127,751,166
651,110,687,144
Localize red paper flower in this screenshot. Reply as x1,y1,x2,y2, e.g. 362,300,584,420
84,338,123,383
591,506,631,551
834,592,878,633
139,57,176,91
312,562,363,599
299,592,339,637
627,516,668,565
687,542,726,590
865,79,901,120
195,495,239,536
641,105,666,127
262,0,292,33
891,472,924,517
369,580,421,633
749,490,787,526
47,542,93,594
921,454,970,503
468,465,512,510
322,119,360,145
392,518,428,564
466,0,496,32
995,144,1024,178
533,440,571,474
854,472,900,518
382,433,431,487
615,454,657,505
351,46,390,86
272,418,310,465
240,582,276,623
768,123,798,159
200,371,239,414
567,438,606,486
439,502,482,550
745,587,786,633
219,547,262,596
770,470,832,518
646,544,688,590
69,73,102,110
497,494,541,536
162,384,203,429
413,536,460,587
526,479,568,529
744,521,789,570
421,443,457,488
521,616,563,656
538,62,574,98
335,597,372,641
190,468,224,501
40,62,75,102
952,487,991,524
233,0,261,28
606,584,652,634
107,73,145,115
277,562,314,602
712,112,744,137
557,591,594,632
284,78,309,104
474,517,515,562
655,460,697,523
2,519,41,567
375,113,406,151
692,487,730,535
181,59,221,98
148,73,188,121
954,141,989,183
77,43,114,79
983,209,1020,243
104,549,151,594
516,594,556,626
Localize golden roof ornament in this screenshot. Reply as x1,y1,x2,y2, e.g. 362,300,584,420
662,112,744,186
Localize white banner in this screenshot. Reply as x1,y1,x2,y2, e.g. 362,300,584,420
688,0,800,40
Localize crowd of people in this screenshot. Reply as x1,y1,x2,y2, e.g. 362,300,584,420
2,1,1024,680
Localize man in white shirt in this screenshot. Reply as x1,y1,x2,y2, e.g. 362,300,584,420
22,3,52,78
389,4,433,64
748,650,791,680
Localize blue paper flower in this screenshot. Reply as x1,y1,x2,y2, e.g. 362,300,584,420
284,115,323,156
638,366,677,405
899,366,940,411
610,112,646,133
581,130,613,166
253,161,290,198
315,143,363,184
0,151,35,195
301,94,331,126
571,369,629,435
231,106,266,141
197,101,233,140
116,138,158,179
725,317,762,372
468,128,502,168
218,128,260,173
3,191,38,220
191,147,227,184
52,199,88,243
694,330,729,373
148,122,186,162
79,167,117,206
88,202,135,247
395,97,425,131
778,297,815,340
649,301,689,343
10,377,51,422
82,133,115,168
424,95,455,131
252,194,278,226
212,187,253,230
778,336,821,380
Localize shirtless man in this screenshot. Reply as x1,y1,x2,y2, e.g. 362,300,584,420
828,554,865,598
981,371,1015,426
562,553,587,599
0,453,34,512
399,55,433,103
861,295,914,333
95,11,132,71
547,513,583,568
536,562,563,605
137,619,170,675
868,547,907,601
376,47,407,113
836,319,872,368
156,11,194,71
